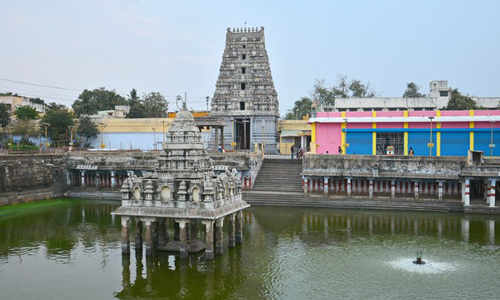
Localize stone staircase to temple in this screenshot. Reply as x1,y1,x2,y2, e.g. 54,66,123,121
243,158,304,204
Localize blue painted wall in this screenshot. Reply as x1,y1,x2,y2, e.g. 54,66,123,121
474,131,500,156
408,132,437,156
440,132,470,156
346,132,372,155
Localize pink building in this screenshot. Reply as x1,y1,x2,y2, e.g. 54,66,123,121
309,110,500,156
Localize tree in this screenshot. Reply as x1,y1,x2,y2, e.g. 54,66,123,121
286,97,313,120
444,89,477,110
12,119,39,145
76,116,99,147
128,88,140,106
403,82,425,98
14,105,38,120
72,87,127,117
40,106,74,145
331,75,376,98
312,79,336,106
126,104,147,118
0,105,10,127
142,92,168,118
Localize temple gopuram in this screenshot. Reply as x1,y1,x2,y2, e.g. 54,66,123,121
112,103,249,260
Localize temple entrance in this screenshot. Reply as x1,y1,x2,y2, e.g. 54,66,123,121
235,118,251,150
376,132,404,155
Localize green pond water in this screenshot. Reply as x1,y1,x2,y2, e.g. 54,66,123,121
1,199,500,299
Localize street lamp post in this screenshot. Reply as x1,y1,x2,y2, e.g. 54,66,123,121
490,121,496,157
6,126,13,152
428,116,435,156
42,123,50,152
99,123,106,150
162,121,165,143
68,125,74,152
152,127,157,150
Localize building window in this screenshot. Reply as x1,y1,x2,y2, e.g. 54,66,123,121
242,54,246,60
363,108,372,111
440,91,449,97
388,108,398,111
243,45,246,49
241,83,246,90
242,67,246,74
240,101,245,110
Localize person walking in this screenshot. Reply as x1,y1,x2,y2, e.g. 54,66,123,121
338,146,343,154
290,144,295,159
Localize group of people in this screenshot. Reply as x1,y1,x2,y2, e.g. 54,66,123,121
290,145,305,159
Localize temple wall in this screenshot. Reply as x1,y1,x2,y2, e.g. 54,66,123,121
0,154,68,206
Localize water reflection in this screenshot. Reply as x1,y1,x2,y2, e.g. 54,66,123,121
249,207,500,246
1,201,500,299
115,248,246,299
0,200,121,263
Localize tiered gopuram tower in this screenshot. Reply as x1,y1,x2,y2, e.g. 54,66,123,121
211,26,279,153
113,103,249,260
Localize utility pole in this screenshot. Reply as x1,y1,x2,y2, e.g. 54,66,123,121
206,96,210,112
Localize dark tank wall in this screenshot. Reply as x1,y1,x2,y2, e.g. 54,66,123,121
0,154,67,206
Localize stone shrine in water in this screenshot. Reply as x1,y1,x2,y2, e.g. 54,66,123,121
112,103,249,260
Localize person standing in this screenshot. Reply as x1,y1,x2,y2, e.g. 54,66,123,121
409,147,414,156
290,144,295,159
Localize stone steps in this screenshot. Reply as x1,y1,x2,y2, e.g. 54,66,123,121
243,191,463,212
252,159,304,193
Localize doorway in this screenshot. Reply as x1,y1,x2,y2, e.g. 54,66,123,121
235,118,251,150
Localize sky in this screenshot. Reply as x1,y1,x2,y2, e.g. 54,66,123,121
1,0,499,116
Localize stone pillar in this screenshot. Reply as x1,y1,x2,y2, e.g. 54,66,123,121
80,170,86,187
235,211,243,244
66,170,72,186
121,217,130,254
174,221,180,241
215,218,224,255
111,171,116,190
202,220,215,260
220,127,224,149
414,180,419,200
228,214,236,248
464,178,471,206
304,178,308,196
391,179,395,200
438,181,443,201
95,172,100,190
324,177,329,196
347,178,352,198
214,127,219,150
144,219,154,256
164,218,170,242
158,219,166,247
369,179,374,199
135,218,143,249
176,219,189,258
189,219,199,252
489,178,496,208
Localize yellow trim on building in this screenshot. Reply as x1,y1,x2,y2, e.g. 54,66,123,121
469,110,474,151
341,112,346,154
311,123,316,143
403,111,409,155
372,111,377,155
436,110,441,156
